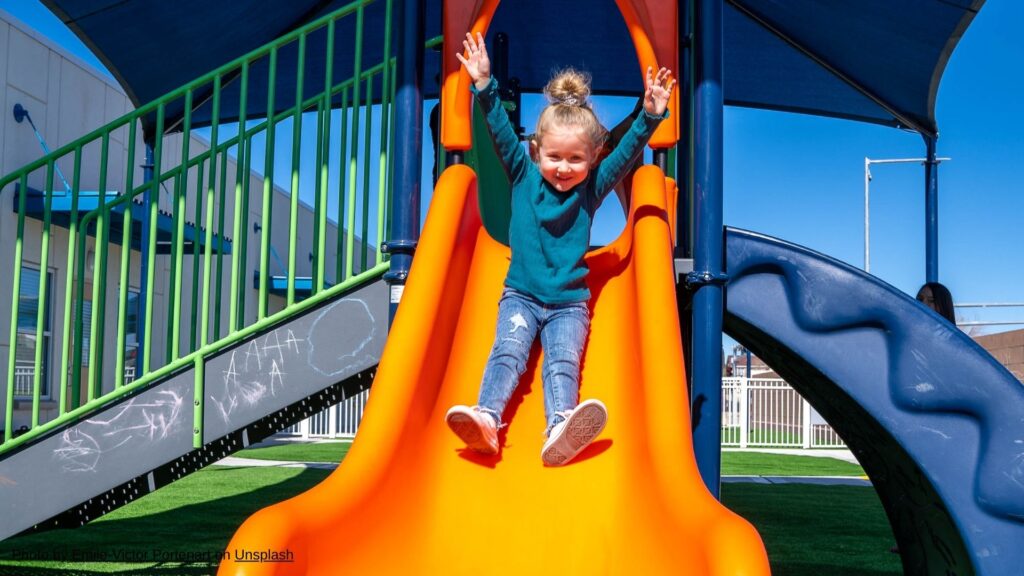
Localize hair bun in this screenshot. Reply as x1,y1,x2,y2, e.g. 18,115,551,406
544,68,592,108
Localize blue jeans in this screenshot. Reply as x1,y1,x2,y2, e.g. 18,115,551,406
477,288,591,434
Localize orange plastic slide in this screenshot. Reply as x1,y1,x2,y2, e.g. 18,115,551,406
219,165,770,575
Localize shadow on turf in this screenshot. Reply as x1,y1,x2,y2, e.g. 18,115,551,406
780,564,901,576
0,467,330,575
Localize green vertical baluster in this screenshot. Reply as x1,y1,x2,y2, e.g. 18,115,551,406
228,61,249,334
87,136,110,400
376,82,390,266
314,19,335,296
200,172,219,347
114,121,137,389
203,77,221,344
59,147,83,410
236,134,253,330
71,209,89,409
287,34,307,306
336,87,349,283
345,5,365,280
169,90,193,361
32,163,56,425
5,173,29,441
312,102,325,294
258,48,278,320
193,356,204,448
214,148,228,338
360,80,373,272
190,162,205,353
142,105,165,374
166,171,182,362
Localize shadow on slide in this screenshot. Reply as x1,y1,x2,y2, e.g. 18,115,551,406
218,166,769,575
724,228,1024,576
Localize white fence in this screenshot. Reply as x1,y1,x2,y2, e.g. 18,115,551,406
279,378,847,449
722,377,846,448
282,389,370,439
13,365,136,397
13,366,35,397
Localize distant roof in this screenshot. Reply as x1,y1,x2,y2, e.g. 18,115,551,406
42,0,984,138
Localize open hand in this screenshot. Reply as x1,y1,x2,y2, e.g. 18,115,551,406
644,66,675,117
455,32,491,91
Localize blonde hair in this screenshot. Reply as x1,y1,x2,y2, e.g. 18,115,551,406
535,68,608,154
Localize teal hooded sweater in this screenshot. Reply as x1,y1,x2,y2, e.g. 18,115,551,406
472,78,666,305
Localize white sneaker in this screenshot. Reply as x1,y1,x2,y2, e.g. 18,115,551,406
445,405,499,454
541,399,608,466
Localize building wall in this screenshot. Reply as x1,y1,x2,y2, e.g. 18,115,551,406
0,10,368,433
0,10,135,428
973,329,1024,383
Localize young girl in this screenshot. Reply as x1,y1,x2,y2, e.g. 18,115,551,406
446,33,674,466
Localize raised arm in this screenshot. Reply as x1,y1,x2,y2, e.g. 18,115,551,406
457,33,530,182
595,67,675,196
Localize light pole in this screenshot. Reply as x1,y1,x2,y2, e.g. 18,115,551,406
863,156,950,273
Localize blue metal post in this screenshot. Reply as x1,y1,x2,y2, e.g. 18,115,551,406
137,143,154,362
676,0,693,259
383,0,425,324
690,0,724,498
924,135,939,283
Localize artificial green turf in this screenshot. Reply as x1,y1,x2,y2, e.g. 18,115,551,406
0,466,330,575
722,483,901,576
235,440,352,463
0,451,881,575
721,451,865,477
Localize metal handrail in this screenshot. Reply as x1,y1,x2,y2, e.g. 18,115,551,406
0,0,406,452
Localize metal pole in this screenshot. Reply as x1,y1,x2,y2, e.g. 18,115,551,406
863,156,949,277
925,136,939,283
676,1,693,259
13,104,73,194
690,0,724,498
864,157,870,272
383,0,425,325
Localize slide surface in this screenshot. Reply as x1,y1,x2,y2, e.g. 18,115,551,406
219,165,769,575
724,228,1024,576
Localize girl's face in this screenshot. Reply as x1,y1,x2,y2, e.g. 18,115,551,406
534,126,595,192
917,286,937,311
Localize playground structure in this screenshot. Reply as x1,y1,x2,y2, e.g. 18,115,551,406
1,1,1021,575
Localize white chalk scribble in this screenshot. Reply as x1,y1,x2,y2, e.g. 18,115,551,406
54,390,184,472
211,328,307,423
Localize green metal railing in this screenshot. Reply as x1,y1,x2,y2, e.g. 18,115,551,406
0,0,420,454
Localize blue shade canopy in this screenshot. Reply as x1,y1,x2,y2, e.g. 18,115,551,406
42,0,984,138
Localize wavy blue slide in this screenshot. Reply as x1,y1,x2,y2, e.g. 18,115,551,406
723,228,1024,576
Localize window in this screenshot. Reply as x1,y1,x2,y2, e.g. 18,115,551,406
124,290,139,382
15,267,53,398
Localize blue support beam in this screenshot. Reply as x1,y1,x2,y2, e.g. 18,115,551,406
690,0,724,498
924,135,939,283
383,0,425,325
676,0,693,259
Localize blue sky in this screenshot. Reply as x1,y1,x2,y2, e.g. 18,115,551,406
3,1,1023,333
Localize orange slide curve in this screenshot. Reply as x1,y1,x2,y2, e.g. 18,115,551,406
219,165,770,575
